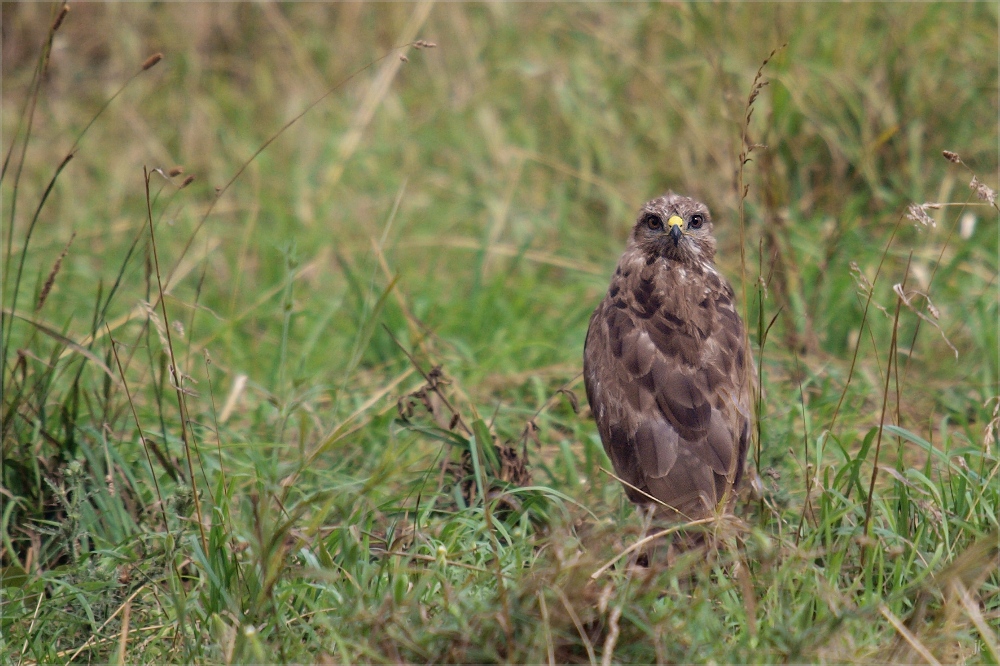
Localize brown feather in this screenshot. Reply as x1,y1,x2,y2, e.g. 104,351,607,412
584,192,753,520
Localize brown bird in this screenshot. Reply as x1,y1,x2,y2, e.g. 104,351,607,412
583,192,753,521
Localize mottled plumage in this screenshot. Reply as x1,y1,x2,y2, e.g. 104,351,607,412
584,192,752,520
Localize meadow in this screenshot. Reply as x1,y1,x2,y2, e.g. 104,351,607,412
1,3,997,663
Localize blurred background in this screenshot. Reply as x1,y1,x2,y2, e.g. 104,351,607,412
3,2,995,376
2,3,997,662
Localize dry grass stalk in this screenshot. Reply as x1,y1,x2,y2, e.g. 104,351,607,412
862,258,911,550
142,166,208,553
735,44,785,486
600,604,622,666
881,604,942,665
556,587,597,666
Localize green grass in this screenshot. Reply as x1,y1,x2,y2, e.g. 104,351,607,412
2,3,998,663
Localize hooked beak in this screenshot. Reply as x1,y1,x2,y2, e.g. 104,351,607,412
667,215,683,246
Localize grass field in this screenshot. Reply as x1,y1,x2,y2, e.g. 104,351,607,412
2,3,998,663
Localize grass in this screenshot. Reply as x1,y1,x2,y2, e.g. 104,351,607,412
1,3,998,663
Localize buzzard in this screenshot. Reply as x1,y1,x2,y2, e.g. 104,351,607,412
583,192,753,521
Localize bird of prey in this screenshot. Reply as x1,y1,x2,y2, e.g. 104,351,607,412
583,192,753,521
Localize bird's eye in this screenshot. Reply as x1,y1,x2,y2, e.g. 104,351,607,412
644,214,662,230
689,214,704,229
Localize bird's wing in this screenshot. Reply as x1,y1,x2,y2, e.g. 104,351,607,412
584,262,751,517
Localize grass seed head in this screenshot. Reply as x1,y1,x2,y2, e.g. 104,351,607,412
905,203,937,227
942,150,962,164
51,4,70,32
969,176,996,206
142,53,163,70
984,398,999,447
36,232,76,311
141,301,171,350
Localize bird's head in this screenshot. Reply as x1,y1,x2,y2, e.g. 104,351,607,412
629,192,716,264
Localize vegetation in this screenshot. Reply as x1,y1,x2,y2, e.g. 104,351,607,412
2,3,997,663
